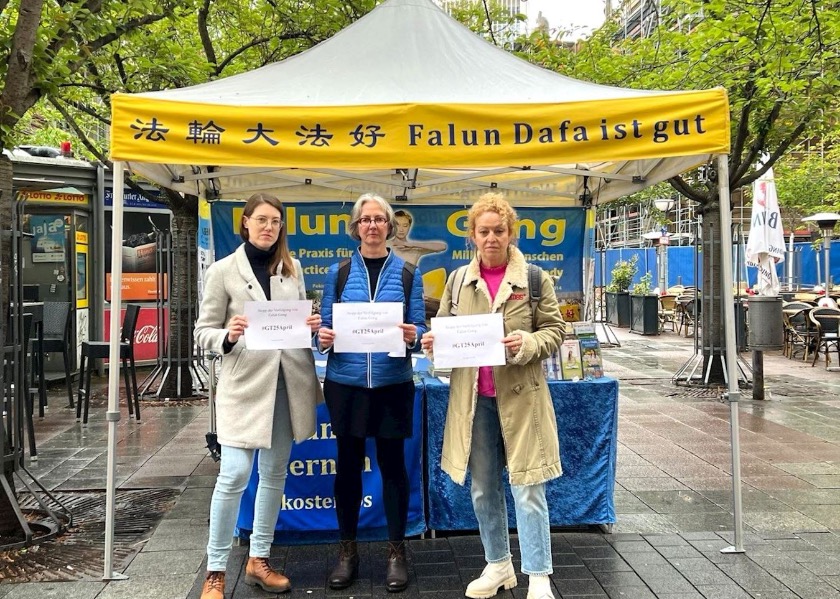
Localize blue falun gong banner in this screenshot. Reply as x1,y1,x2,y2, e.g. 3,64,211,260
210,201,585,299
210,202,584,542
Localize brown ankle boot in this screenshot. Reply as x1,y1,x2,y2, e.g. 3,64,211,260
385,541,408,593
200,571,225,599
245,557,291,593
329,540,360,590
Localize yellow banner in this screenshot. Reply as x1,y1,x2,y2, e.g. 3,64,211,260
110,89,730,168
20,190,88,205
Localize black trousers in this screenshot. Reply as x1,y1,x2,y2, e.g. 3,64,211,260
334,435,409,542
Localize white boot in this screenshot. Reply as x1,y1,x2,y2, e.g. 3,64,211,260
526,575,555,599
465,559,517,599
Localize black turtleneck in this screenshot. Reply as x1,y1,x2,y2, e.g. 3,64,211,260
244,240,276,299
224,241,276,353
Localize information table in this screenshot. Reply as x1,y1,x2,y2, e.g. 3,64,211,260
424,376,619,531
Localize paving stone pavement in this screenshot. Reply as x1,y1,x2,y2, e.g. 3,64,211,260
1,327,839,598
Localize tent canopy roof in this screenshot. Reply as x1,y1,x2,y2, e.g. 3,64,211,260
111,0,729,206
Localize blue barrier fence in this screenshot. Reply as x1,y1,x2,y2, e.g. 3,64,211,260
595,243,840,290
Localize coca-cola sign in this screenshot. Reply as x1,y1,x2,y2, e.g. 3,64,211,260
134,324,158,345
105,307,169,362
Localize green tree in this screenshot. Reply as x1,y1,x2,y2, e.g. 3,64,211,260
2,0,380,399
774,145,840,233
0,0,190,539
553,0,840,382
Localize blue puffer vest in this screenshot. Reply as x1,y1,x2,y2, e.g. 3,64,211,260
320,248,427,388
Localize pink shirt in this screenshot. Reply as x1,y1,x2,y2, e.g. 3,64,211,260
477,262,507,397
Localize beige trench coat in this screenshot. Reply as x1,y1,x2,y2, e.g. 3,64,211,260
194,244,324,449
436,247,565,486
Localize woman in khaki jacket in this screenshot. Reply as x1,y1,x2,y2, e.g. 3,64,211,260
194,193,324,599
421,193,565,599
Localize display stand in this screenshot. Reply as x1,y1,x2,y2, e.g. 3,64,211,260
593,249,621,347
0,190,71,551
138,225,208,399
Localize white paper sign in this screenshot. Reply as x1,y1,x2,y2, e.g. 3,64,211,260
431,313,506,369
243,300,313,350
333,302,404,355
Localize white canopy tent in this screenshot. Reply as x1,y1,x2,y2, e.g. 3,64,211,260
105,0,745,579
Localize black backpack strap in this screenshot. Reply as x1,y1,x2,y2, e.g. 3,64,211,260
527,263,543,330
335,258,351,302
402,263,416,298
402,262,416,317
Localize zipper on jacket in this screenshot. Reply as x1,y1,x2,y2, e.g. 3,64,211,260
359,248,393,388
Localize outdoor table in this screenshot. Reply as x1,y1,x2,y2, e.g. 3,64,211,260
424,375,619,531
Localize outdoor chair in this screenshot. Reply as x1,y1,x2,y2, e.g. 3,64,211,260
676,295,700,337
809,307,840,367
783,307,816,361
658,294,677,332
77,304,141,425
34,301,75,408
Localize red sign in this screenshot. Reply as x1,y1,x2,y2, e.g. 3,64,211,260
104,306,169,362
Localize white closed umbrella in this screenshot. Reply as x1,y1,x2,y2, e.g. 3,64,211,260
746,166,786,296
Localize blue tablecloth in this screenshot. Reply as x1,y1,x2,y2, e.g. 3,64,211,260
424,376,618,530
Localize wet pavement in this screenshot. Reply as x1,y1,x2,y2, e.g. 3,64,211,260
1,327,839,598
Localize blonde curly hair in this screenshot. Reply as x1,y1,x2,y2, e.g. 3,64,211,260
467,192,518,241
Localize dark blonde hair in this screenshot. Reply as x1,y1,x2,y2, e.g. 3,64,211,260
239,193,295,277
467,192,518,241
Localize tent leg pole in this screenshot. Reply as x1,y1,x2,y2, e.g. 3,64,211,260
716,154,745,554
104,162,129,581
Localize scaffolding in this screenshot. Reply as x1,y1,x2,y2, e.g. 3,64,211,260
596,198,698,249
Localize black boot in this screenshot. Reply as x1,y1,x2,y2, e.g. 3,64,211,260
329,540,359,590
385,541,408,593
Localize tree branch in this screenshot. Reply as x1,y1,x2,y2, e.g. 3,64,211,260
197,0,217,68
61,97,110,125
46,0,103,59
732,98,784,182
736,119,810,188
481,0,498,46
49,97,108,162
668,174,709,205
730,79,756,168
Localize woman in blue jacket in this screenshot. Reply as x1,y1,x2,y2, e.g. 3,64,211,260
318,193,427,593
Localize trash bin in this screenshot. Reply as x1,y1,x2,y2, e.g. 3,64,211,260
747,295,784,350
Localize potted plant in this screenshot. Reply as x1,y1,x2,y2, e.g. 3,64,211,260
630,271,660,335
605,256,637,327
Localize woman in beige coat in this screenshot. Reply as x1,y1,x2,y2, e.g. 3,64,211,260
194,193,324,599
421,193,565,599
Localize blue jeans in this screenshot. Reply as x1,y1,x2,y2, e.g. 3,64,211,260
468,395,552,576
206,371,292,572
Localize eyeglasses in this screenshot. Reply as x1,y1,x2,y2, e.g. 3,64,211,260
358,216,388,226
249,216,283,229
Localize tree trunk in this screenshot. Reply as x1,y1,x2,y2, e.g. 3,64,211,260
700,208,726,383
157,195,198,398
0,154,22,534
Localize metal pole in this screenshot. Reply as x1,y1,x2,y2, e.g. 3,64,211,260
716,154,745,554
824,234,832,290
103,163,129,581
